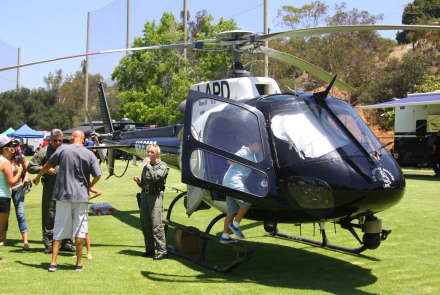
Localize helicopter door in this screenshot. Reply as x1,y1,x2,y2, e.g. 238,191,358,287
182,90,278,211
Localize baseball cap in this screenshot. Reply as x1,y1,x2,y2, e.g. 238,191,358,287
0,135,12,148
12,139,20,146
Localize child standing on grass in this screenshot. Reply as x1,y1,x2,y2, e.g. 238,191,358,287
73,185,101,261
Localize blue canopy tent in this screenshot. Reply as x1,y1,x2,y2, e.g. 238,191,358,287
8,124,44,138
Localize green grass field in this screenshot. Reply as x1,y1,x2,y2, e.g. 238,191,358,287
1,159,439,294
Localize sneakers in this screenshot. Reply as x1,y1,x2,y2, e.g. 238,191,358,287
48,264,60,272
44,248,53,254
220,237,237,244
75,265,83,272
229,223,245,239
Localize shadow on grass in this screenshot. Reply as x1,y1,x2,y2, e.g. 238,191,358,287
111,208,141,230
141,239,378,294
15,261,52,270
2,239,44,253
119,249,146,257
403,175,440,181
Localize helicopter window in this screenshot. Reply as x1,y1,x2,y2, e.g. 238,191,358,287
271,105,351,160
259,94,295,103
191,98,264,163
189,149,268,197
326,99,382,154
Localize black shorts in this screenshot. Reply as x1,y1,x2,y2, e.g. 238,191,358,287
0,197,11,213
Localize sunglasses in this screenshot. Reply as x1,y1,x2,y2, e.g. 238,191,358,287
4,147,15,152
52,140,63,143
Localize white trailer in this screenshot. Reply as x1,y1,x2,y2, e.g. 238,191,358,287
357,91,440,166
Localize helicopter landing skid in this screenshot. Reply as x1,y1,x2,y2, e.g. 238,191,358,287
265,221,392,254
272,229,367,254
163,193,254,273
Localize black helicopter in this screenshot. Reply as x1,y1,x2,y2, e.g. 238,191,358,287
2,24,439,273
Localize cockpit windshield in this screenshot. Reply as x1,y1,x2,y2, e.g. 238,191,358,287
326,99,382,154
271,100,351,161
270,98,382,167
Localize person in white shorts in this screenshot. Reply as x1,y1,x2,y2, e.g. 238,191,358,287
33,130,101,272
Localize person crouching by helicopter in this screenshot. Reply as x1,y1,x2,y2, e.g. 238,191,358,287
220,134,263,243
133,144,169,260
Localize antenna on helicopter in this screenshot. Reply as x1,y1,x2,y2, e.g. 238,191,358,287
313,75,338,100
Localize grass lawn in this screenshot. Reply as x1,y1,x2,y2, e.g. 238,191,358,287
1,158,440,294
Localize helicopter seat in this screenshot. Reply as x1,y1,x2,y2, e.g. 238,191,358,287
206,117,236,185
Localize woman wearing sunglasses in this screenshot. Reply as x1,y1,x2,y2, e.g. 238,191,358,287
1,142,30,249
0,135,24,263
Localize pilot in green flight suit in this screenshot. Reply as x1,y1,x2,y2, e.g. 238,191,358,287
133,144,169,260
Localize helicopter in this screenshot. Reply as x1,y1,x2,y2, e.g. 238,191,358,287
2,24,440,273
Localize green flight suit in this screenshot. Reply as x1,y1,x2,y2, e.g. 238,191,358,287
28,146,73,249
137,159,169,255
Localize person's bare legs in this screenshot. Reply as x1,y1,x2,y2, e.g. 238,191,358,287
22,232,29,249
50,240,60,265
223,213,235,234
75,237,85,266
0,229,6,246
85,233,92,258
0,213,9,263
235,206,251,223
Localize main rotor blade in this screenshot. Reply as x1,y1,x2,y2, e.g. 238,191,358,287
0,43,196,72
261,47,355,92
256,24,440,42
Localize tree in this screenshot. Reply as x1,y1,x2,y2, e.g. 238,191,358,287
58,70,104,121
271,1,389,99
398,0,440,44
43,69,63,90
0,87,76,131
112,11,238,125
358,51,432,129
413,74,440,92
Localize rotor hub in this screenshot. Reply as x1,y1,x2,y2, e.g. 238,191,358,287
218,30,255,41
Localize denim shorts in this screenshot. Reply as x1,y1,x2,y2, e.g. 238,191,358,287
226,196,251,215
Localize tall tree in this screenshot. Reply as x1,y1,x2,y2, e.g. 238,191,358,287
271,1,390,99
43,69,63,90
112,11,237,125
358,51,431,129
0,87,76,131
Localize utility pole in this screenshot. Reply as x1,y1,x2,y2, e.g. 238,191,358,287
85,12,90,123
263,0,268,77
183,0,188,60
406,4,419,50
126,0,130,56
16,48,20,91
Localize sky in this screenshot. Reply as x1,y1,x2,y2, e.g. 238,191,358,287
0,0,410,92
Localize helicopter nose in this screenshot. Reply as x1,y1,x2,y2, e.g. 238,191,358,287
286,176,334,218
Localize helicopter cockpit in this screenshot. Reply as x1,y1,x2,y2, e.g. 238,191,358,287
189,98,269,202
269,95,386,169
